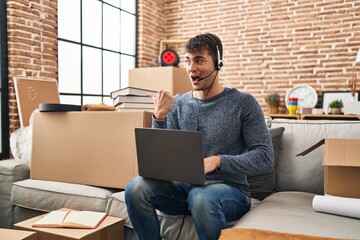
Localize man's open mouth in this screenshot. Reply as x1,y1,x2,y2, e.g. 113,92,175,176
191,76,201,83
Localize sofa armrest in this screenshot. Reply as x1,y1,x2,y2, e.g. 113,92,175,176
0,159,30,228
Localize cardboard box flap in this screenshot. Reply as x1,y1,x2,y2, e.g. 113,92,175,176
297,138,360,167
323,139,360,167
296,139,325,157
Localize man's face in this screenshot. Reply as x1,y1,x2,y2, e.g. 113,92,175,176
185,50,217,91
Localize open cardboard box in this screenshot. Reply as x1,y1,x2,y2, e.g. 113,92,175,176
297,138,360,198
31,111,152,188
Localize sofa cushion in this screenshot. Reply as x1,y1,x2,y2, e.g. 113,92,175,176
0,159,30,228
247,127,285,200
234,191,360,239
272,119,360,194
11,179,116,213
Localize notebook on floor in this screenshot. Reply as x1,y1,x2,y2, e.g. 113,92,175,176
135,128,212,185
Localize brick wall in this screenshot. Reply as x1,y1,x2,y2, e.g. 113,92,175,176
6,0,360,132
137,1,167,67
7,0,57,131
138,0,360,112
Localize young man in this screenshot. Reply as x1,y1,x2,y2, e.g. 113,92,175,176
125,33,274,240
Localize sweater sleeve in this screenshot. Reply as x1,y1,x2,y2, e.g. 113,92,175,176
217,95,274,177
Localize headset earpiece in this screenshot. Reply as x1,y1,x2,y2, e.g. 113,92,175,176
206,34,223,70
215,45,223,70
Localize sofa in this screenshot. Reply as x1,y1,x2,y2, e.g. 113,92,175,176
1,118,360,239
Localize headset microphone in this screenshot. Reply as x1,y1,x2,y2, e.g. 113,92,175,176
197,68,216,81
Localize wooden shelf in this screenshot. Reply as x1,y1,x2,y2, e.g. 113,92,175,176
300,114,360,120
265,113,360,121
265,113,300,119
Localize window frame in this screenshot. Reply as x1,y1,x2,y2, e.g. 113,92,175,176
0,0,10,160
57,0,138,106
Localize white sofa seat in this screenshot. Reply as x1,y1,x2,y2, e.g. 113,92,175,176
235,191,360,239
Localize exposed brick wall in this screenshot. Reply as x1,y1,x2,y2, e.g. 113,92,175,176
137,1,167,67
6,0,360,133
138,0,360,112
7,0,57,131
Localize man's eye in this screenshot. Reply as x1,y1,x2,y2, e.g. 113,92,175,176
196,59,204,63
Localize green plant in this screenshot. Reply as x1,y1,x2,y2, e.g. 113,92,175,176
265,92,280,105
329,99,343,108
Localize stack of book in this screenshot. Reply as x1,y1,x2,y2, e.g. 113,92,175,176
111,87,157,112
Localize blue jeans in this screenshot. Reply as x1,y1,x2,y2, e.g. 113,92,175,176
125,176,251,240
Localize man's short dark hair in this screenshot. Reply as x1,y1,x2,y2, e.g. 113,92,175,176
185,33,223,65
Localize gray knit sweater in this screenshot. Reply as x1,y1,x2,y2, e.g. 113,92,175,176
152,87,274,197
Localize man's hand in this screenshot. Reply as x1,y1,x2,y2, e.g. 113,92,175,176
204,156,221,174
149,90,175,120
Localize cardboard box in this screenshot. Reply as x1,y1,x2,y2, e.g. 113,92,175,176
129,66,192,95
1,228,37,240
31,111,152,188
14,211,124,240
297,138,360,198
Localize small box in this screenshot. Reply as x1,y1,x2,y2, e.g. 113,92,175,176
0,228,37,240
129,66,192,95
14,211,124,240
31,111,152,188
297,138,360,198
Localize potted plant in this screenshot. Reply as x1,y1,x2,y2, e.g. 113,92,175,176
328,99,343,114
265,92,280,114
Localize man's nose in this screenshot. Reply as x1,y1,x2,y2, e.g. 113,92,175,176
188,61,197,71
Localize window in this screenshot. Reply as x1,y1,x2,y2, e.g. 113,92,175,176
0,0,9,159
57,0,137,106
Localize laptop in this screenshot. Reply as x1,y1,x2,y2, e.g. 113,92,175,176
135,128,208,185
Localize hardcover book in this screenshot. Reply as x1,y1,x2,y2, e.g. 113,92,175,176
110,87,157,99
116,102,154,109
32,210,107,229
113,95,154,106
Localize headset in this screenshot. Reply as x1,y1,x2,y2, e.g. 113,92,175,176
205,34,224,70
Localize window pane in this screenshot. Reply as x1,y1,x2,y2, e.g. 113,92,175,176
121,55,135,88
121,0,136,14
83,0,102,47
103,50,120,95
83,96,102,105
104,0,120,8
83,46,102,94
58,41,81,94
58,0,80,41
120,12,136,55
103,5,120,52
60,95,81,105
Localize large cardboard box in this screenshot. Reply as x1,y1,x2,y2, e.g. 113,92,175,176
1,228,37,240
129,66,192,95
31,111,152,188
298,138,360,198
14,211,124,240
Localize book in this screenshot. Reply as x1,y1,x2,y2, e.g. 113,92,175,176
110,87,157,99
116,102,154,109
32,210,107,229
116,108,154,112
113,95,154,106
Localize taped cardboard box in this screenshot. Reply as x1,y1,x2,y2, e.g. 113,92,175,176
31,111,152,188
14,211,124,240
297,138,360,198
129,66,192,95
1,228,37,240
